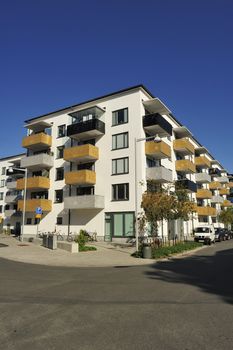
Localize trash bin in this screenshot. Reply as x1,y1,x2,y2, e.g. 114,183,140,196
42,234,48,248
142,245,152,259
47,234,57,250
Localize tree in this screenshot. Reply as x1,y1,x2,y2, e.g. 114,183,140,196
218,208,233,228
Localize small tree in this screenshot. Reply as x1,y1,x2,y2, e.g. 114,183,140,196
218,208,233,228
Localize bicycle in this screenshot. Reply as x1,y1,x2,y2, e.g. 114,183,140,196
67,232,77,242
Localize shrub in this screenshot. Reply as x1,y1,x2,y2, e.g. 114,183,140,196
74,229,88,248
79,245,97,252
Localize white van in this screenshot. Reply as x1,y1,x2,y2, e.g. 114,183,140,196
194,225,215,245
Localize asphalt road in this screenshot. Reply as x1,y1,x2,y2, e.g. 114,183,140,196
0,240,233,350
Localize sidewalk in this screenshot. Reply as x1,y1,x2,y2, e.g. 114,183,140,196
0,234,154,268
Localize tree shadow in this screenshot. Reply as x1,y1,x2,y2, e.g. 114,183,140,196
145,246,233,304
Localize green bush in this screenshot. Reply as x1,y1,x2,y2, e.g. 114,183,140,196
74,229,88,247
152,241,202,259
79,245,97,252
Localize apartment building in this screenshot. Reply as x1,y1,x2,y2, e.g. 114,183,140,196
1,85,232,240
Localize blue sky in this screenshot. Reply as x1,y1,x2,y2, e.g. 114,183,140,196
1,0,233,171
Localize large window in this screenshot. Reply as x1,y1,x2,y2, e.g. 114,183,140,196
57,125,66,138
56,167,64,181
112,157,129,175
112,132,128,150
112,183,129,201
105,212,134,237
112,108,128,126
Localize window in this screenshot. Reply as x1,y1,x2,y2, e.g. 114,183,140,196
0,205,2,213
112,108,128,126
1,180,5,187
55,190,63,203
56,167,64,181
77,163,94,171
112,132,128,150
31,191,48,199
0,192,3,200
34,218,40,225
112,183,129,201
57,125,66,138
76,186,94,196
57,217,63,225
1,167,6,175
105,212,134,237
112,157,129,175
57,146,64,159
26,218,32,225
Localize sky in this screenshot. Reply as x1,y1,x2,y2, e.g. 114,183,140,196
1,0,233,171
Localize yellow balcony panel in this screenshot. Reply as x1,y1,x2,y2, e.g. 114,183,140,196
196,189,212,199
209,181,222,190
17,199,52,212
222,200,232,207
175,159,196,173
64,144,99,163
195,206,217,216
227,182,233,188
145,141,171,159
219,188,230,195
173,138,195,155
65,170,96,185
195,156,211,168
22,133,52,150
17,176,50,190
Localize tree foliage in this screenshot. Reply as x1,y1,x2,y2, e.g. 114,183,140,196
218,208,233,227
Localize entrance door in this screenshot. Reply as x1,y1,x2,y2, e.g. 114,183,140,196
105,214,112,242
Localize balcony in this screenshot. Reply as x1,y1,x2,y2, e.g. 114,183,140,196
195,206,217,216
209,181,222,190
64,144,99,163
17,199,52,212
6,180,17,189
219,188,230,195
175,159,196,173
64,195,104,210
143,113,173,136
4,209,16,217
209,168,222,176
145,141,171,159
196,189,212,199
5,193,22,203
67,119,105,140
65,170,96,185
146,167,173,183
20,153,53,171
222,200,232,207
175,179,197,193
195,156,211,168
22,132,52,150
228,182,233,188
195,173,211,183
211,196,224,204
215,176,229,184
17,177,50,190
173,138,194,155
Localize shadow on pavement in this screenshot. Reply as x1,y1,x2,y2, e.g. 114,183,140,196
145,246,233,304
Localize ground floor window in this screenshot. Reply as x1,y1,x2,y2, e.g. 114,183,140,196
105,212,134,238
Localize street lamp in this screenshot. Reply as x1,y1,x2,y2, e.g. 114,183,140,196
134,134,161,251
8,167,28,242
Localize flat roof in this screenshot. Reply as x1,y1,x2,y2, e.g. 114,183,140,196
0,153,25,162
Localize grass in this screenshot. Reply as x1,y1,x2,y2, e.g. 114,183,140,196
132,241,202,259
79,245,97,252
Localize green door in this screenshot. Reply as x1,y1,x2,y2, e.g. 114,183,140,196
105,214,112,242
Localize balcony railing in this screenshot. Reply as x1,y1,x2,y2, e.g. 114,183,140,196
195,156,211,168
195,206,217,216
175,179,197,193
16,176,50,190
20,153,53,170
64,144,99,163
17,199,52,212
67,119,105,140
215,176,229,184
209,181,222,190
195,173,211,183
196,189,212,199
64,195,104,209
145,141,171,159
211,196,224,204
209,168,222,176
146,166,173,183
173,138,195,155
65,170,96,185
219,188,230,195
143,113,173,136
175,159,196,173
221,200,232,207
22,132,52,150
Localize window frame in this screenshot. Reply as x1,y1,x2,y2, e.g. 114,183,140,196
55,167,64,181
54,189,63,203
112,108,128,127
112,132,129,151
112,157,129,175
57,124,66,138
112,183,129,201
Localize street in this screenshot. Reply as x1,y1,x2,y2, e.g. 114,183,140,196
0,240,233,350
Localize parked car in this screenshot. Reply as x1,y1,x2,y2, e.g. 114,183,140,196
194,225,215,245
214,228,226,242
222,228,233,240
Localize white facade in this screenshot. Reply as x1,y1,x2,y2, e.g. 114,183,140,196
1,85,232,239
